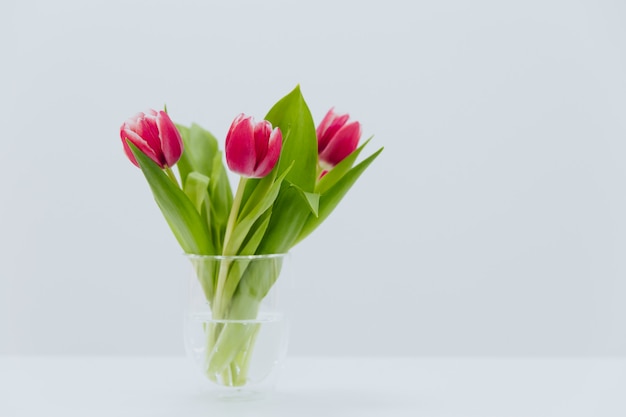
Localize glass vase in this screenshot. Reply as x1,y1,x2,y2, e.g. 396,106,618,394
184,254,290,397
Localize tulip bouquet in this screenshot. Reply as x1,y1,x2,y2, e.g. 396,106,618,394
120,86,382,387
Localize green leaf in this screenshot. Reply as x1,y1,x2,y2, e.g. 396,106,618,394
207,150,233,253
232,256,283,310
183,172,210,213
189,123,219,176
290,184,319,217
175,124,193,183
177,122,232,254
316,137,372,195
128,142,214,255
176,123,219,185
257,186,311,254
216,210,274,309
265,85,318,193
189,256,217,305
296,147,384,244
225,167,292,255
255,85,320,253
238,166,278,222
239,210,273,256
301,190,320,217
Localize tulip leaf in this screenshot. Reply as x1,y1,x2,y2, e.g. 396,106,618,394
225,167,292,255
257,86,319,253
301,190,320,218
265,85,318,193
257,186,311,254
189,123,219,176
239,209,272,256
219,210,274,304
177,123,233,254
183,172,210,213
316,137,372,195
296,147,384,244
289,184,319,217
176,123,220,185
238,166,278,222
208,150,233,253
128,142,214,255
231,248,284,310
175,124,192,183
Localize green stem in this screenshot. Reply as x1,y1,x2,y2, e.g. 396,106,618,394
222,176,248,256
213,176,247,318
164,167,180,188
203,177,272,387
232,324,261,386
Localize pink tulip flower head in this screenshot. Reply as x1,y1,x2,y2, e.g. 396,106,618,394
225,114,282,178
316,108,361,170
120,109,183,169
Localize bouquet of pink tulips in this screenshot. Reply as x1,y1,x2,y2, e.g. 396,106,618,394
120,86,382,386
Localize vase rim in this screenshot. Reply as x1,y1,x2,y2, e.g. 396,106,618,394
185,253,288,261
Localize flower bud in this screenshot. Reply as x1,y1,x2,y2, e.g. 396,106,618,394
225,114,282,178
120,109,183,169
316,108,361,170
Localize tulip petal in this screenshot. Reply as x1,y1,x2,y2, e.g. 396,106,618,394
315,108,336,139
121,137,140,167
156,110,183,167
135,116,163,161
317,110,349,154
120,126,163,168
319,121,361,169
253,120,272,163
225,115,256,176
252,127,282,178
120,109,184,169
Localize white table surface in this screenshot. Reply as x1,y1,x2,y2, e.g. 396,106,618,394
1,356,625,417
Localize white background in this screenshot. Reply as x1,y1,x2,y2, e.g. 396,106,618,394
1,0,625,356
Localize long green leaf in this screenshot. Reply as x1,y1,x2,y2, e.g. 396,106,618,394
257,186,311,254
129,142,214,255
175,124,193,184
239,210,272,256
296,147,384,244
183,172,210,213
208,150,233,253
265,85,318,192
290,183,320,217
257,86,319,252
225,167,291,255
316,137,372,195
238,166,278,221
189,124,219,176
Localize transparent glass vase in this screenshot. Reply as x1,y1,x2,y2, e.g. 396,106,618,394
184,254,290,397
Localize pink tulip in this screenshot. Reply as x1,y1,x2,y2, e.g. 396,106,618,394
225,114,282,178
316,108,361,170
120,109,183,169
